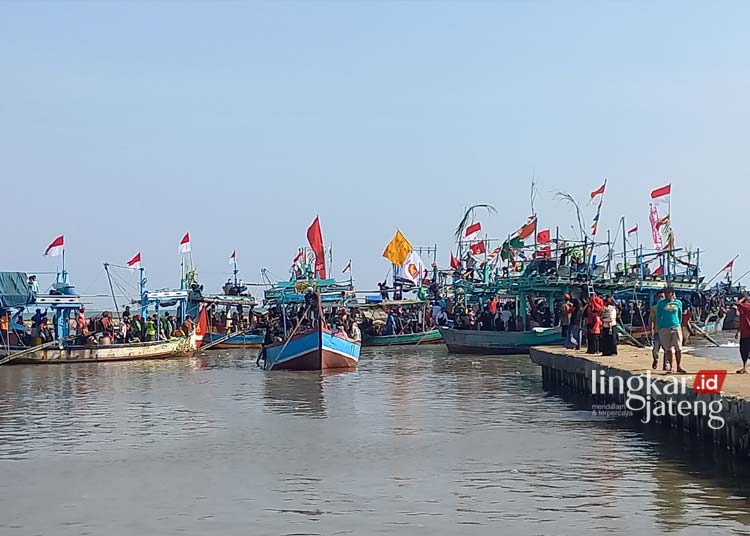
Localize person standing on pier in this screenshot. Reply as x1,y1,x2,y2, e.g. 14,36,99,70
600,296,618,356
651,291,666,370
656,288,686,374
735,292,750,374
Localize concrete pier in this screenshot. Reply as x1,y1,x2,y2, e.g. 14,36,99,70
530,346,750,457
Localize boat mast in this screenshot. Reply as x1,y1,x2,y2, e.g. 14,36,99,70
103,263,121,322
139,266,147,319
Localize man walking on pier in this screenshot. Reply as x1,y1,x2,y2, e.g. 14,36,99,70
656,288,686,374
735,293,750,374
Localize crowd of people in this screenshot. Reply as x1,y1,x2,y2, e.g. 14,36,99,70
72,305,195,346
561,293,620,357
261,288,362,346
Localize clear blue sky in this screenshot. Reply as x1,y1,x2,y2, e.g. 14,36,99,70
2,1,748,299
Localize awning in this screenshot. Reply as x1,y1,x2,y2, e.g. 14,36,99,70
0,272,32,309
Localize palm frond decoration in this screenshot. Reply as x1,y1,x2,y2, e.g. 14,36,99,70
555,192,587,240
454,204,497,241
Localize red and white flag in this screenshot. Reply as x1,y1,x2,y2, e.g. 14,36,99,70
723,259,735,271
628,225,638,235
590,182,606,200
44,235,64,257
229,250,236,265
651,184,671,203
126,252,142,269
464,222,482,241
469,241,486,257
178,232,191,254
293,248,304,263
342,259,352,273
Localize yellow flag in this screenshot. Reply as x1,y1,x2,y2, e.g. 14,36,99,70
382,230,413,266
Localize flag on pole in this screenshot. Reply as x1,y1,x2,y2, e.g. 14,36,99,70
536,229,551,244
723,259,735,271
383,229,413,266
126,252,142,269
342,260,352,273
178,232,191,253
229,250,236,265
590,181,606,200
43,235,64,257
591,212,601,236
516,217,537,240
655,214,670,231
649,204,664,250
652,265,664,277
469,241,486,257
306,216,327,279
651,184,671,203
464,222,482,241
450,252,461,270
627,225,638,235
400,250,426,284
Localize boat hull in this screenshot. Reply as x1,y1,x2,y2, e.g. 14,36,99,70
438,326,562,355
0,337,195,365
203,331,264,349
264,328,360,371
362,329,443,346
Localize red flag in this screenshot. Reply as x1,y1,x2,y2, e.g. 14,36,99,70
652,265,664,277
126,252,141,268
293,248,304,263
590,182,606,199
651,184,671,200
656,214,670,231
627,225,638,235
536,229,551,244
194,307,208,348
469,241,486,256
464,222,481,239
178,232,191,253
723,260,735,271
450,252,461,270
534,245,552,258
306,216,327,279
44,235,64,257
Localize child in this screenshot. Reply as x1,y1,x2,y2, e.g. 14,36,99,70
589,313,602,354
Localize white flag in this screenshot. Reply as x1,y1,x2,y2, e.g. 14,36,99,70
400,250,425,285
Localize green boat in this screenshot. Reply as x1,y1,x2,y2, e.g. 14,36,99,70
355,299,442,347
362,328,443,346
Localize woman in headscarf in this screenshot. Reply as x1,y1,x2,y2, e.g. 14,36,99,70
601,296,619,356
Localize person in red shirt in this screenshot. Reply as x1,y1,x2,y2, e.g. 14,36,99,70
736,293,750,374
487,296,497,315
588,313,602,354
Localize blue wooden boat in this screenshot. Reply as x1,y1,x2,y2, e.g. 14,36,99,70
203,330,264,349
263,321,360,371
438,326,562,355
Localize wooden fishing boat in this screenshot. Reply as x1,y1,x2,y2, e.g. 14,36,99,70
438,326,562,355
262,321,360,371
203,330,264,349
362,329,442,346
1,335,197,364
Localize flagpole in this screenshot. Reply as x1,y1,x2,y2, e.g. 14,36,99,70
704,255,740,287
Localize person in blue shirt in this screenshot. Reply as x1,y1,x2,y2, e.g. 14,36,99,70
656,288,685,373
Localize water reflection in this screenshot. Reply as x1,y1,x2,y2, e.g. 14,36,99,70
1,347,750,534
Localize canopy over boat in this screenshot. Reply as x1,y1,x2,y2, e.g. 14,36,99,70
0,272,33,308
